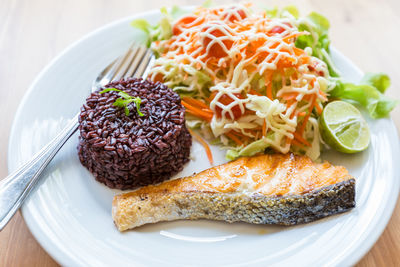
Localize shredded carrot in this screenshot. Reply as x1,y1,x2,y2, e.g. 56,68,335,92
264,70,274,82
150,5,331,155
282,32,307,43
293,47,305,56
296,95,317,135
248,88,262,96
185,109,212,122
310,78,316,87
262,119,266,137
233,129,255,139
182,101,213,121
266,82,273,99
315,102,323,114
291,139,305,147
281,92,298,101
293,132,311,147
182,97,210,110
188,129,214,165
297,113,311,135
225,131,244,146
319,89,328,101
302,94,312,102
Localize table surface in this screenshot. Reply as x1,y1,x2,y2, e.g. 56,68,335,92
1,0,399,266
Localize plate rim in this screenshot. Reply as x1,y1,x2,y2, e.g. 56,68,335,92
7,8,400,266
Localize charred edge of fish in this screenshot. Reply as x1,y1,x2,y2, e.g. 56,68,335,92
174,179,355,225
113,179,355,230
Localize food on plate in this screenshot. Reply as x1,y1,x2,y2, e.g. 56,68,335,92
113,153,355,231
78,78,192,190
132,4,396,161
320,101,370,153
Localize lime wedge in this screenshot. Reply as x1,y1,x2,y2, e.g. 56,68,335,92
319,101,370,153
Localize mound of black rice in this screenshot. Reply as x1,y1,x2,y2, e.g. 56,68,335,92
78,78,192,190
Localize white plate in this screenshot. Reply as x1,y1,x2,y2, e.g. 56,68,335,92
8,8,400,267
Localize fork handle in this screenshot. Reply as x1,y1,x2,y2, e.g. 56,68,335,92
0,113,79,231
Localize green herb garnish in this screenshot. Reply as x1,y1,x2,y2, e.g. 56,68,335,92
100,88,144,116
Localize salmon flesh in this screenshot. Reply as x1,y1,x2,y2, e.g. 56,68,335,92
112,154,355,231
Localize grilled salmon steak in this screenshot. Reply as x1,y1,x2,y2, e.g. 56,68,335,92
113,154,355,231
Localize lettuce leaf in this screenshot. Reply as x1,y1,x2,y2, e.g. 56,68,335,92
131,6,187,47
264,7,279,18
225,149,240,161
307,12,330,33
264,5,299,19
170,6,187,19
282,5,299,19
361,72,390,93
202,0,213,8
131,18,171,47
263,8,338,77
130,19,152,34
329,75,397,118
226,135,273,160
296,12,340,77
294,13,396,118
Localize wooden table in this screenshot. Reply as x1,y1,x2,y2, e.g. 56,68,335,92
1,0,399,265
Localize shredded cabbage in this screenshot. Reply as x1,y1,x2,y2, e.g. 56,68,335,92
131,4,396,161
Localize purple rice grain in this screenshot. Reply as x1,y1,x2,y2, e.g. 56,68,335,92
77,78,192,190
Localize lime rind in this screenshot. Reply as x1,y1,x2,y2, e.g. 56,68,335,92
320,101,370,153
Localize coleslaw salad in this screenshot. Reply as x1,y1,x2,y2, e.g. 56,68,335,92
132,3,396,162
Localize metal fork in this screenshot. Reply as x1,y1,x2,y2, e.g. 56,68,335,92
0,43,155,230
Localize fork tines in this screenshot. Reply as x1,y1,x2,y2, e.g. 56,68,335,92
99,43,154,86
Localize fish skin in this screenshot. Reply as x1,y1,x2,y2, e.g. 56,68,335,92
112,154,356,231
113,180,355,231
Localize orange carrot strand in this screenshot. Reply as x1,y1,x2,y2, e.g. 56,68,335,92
225,131,244,146
182,101,213,121
185,109,212,122
282,32,307,43
282,92,298,101
293,132,311,147
188,129,214,165
298,113,311,135
262,119,266,137
266,82,273,99
291,139,305,147
248,88,262,96
182,97,210,110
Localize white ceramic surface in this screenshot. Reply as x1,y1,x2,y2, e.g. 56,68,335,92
8,9,400,267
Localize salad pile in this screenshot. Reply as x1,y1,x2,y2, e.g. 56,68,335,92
133,3,396,161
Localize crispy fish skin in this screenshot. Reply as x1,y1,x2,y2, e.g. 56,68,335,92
113,180,355,231
112,154,356,231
